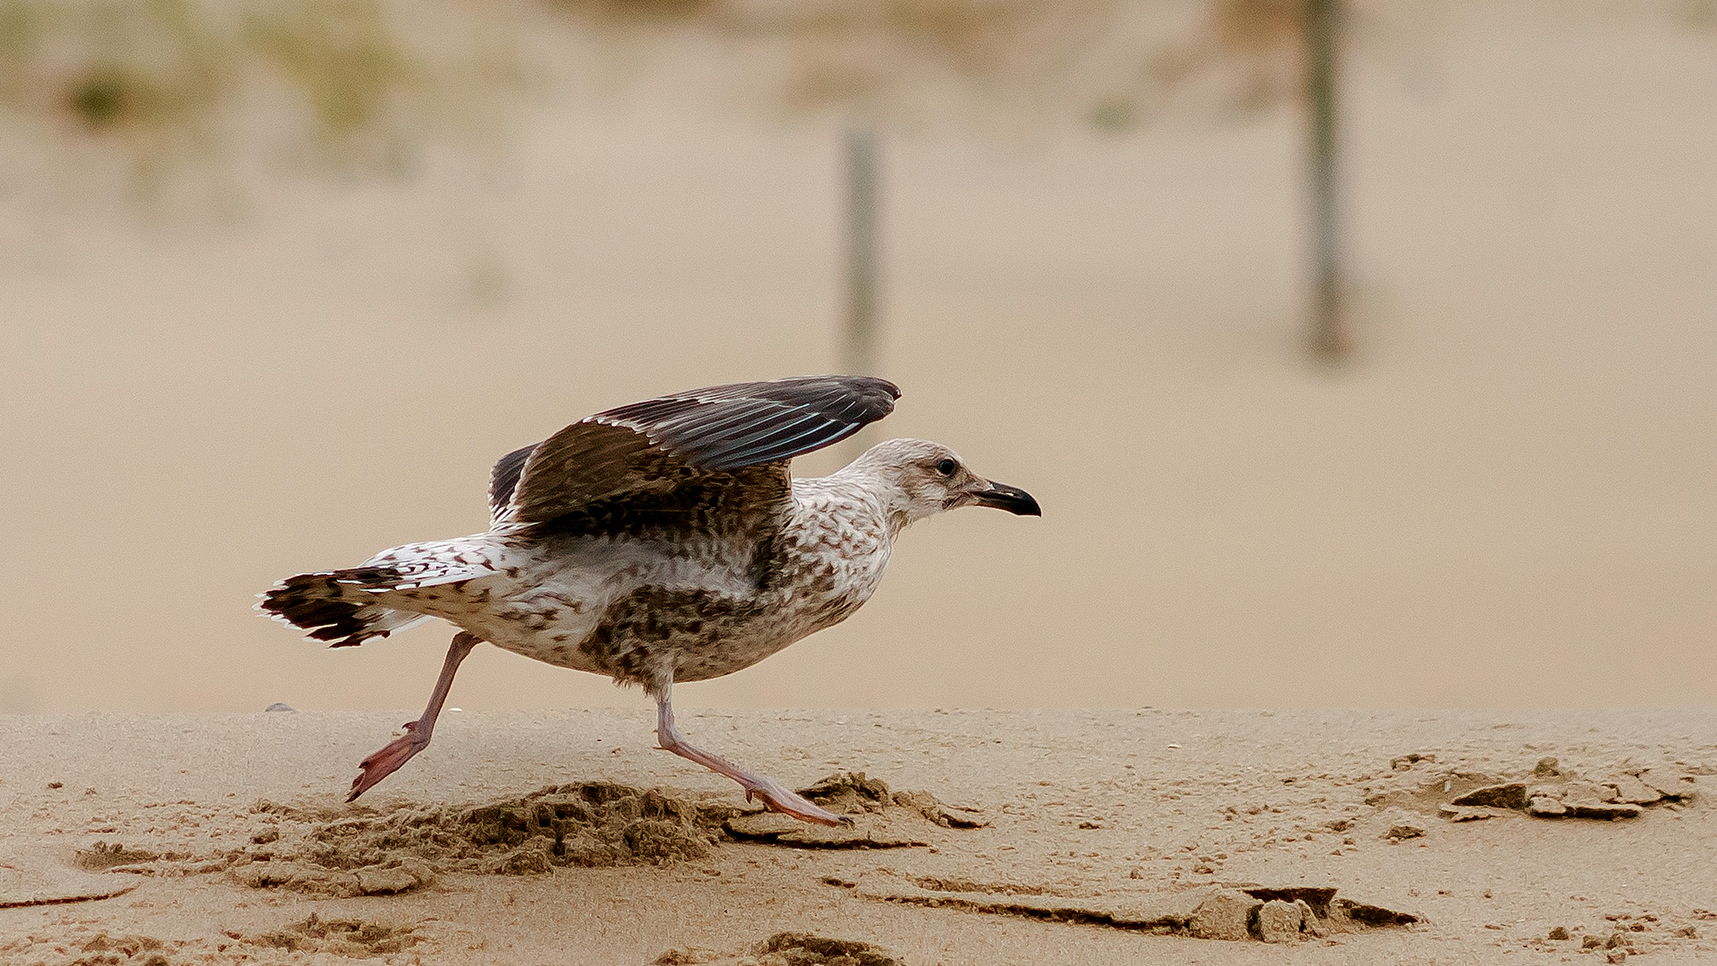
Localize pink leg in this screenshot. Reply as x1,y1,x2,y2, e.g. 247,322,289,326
348,631,480,802
652,680,851,827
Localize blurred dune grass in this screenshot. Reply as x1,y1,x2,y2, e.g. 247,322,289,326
0,0,1386,195
0,0,516,192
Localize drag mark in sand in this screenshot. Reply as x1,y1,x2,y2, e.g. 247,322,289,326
0,849,139,909
825,873,1420,943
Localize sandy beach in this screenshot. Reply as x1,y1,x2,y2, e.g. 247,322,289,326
3,709,1714,964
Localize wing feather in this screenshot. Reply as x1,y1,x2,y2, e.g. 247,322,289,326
492,375,898,528
488,442,537,522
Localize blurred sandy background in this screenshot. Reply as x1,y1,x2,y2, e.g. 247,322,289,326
2,0,1712,716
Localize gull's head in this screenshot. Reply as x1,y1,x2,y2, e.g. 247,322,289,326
846,438,1041,527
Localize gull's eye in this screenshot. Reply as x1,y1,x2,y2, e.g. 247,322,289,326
935,458,958,477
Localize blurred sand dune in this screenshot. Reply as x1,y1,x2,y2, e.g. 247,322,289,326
1,1,1713,713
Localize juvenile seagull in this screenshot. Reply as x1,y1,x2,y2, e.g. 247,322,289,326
260,375,1039,826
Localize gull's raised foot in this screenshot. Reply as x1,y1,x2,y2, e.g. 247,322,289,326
348,721,429,802
741,775,854,827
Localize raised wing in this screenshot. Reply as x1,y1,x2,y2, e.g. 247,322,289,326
490,375,899,528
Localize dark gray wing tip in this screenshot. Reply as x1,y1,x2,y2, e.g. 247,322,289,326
489,441,539,518
593,375,901,472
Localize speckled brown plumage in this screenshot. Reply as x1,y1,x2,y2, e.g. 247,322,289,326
259,375,1040,824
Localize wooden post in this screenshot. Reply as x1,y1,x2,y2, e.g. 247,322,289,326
841,124,880,377
1305,0,1349,362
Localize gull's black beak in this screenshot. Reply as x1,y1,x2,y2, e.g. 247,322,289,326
971,480,1041,516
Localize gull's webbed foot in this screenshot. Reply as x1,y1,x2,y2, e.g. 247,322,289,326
345,631,480,802
737,774,853,827
348,722,429,801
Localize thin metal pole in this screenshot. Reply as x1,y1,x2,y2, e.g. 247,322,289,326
841,124,880,377
1306,0,1348,362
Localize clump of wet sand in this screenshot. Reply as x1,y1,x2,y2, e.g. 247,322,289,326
655,931,903,966
243,911,421,956
233,781,729,896
1,914,421,965
1362,755,1698,824
71,774,983,900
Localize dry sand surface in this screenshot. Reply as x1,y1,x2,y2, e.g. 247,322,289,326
3,708,1715,964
